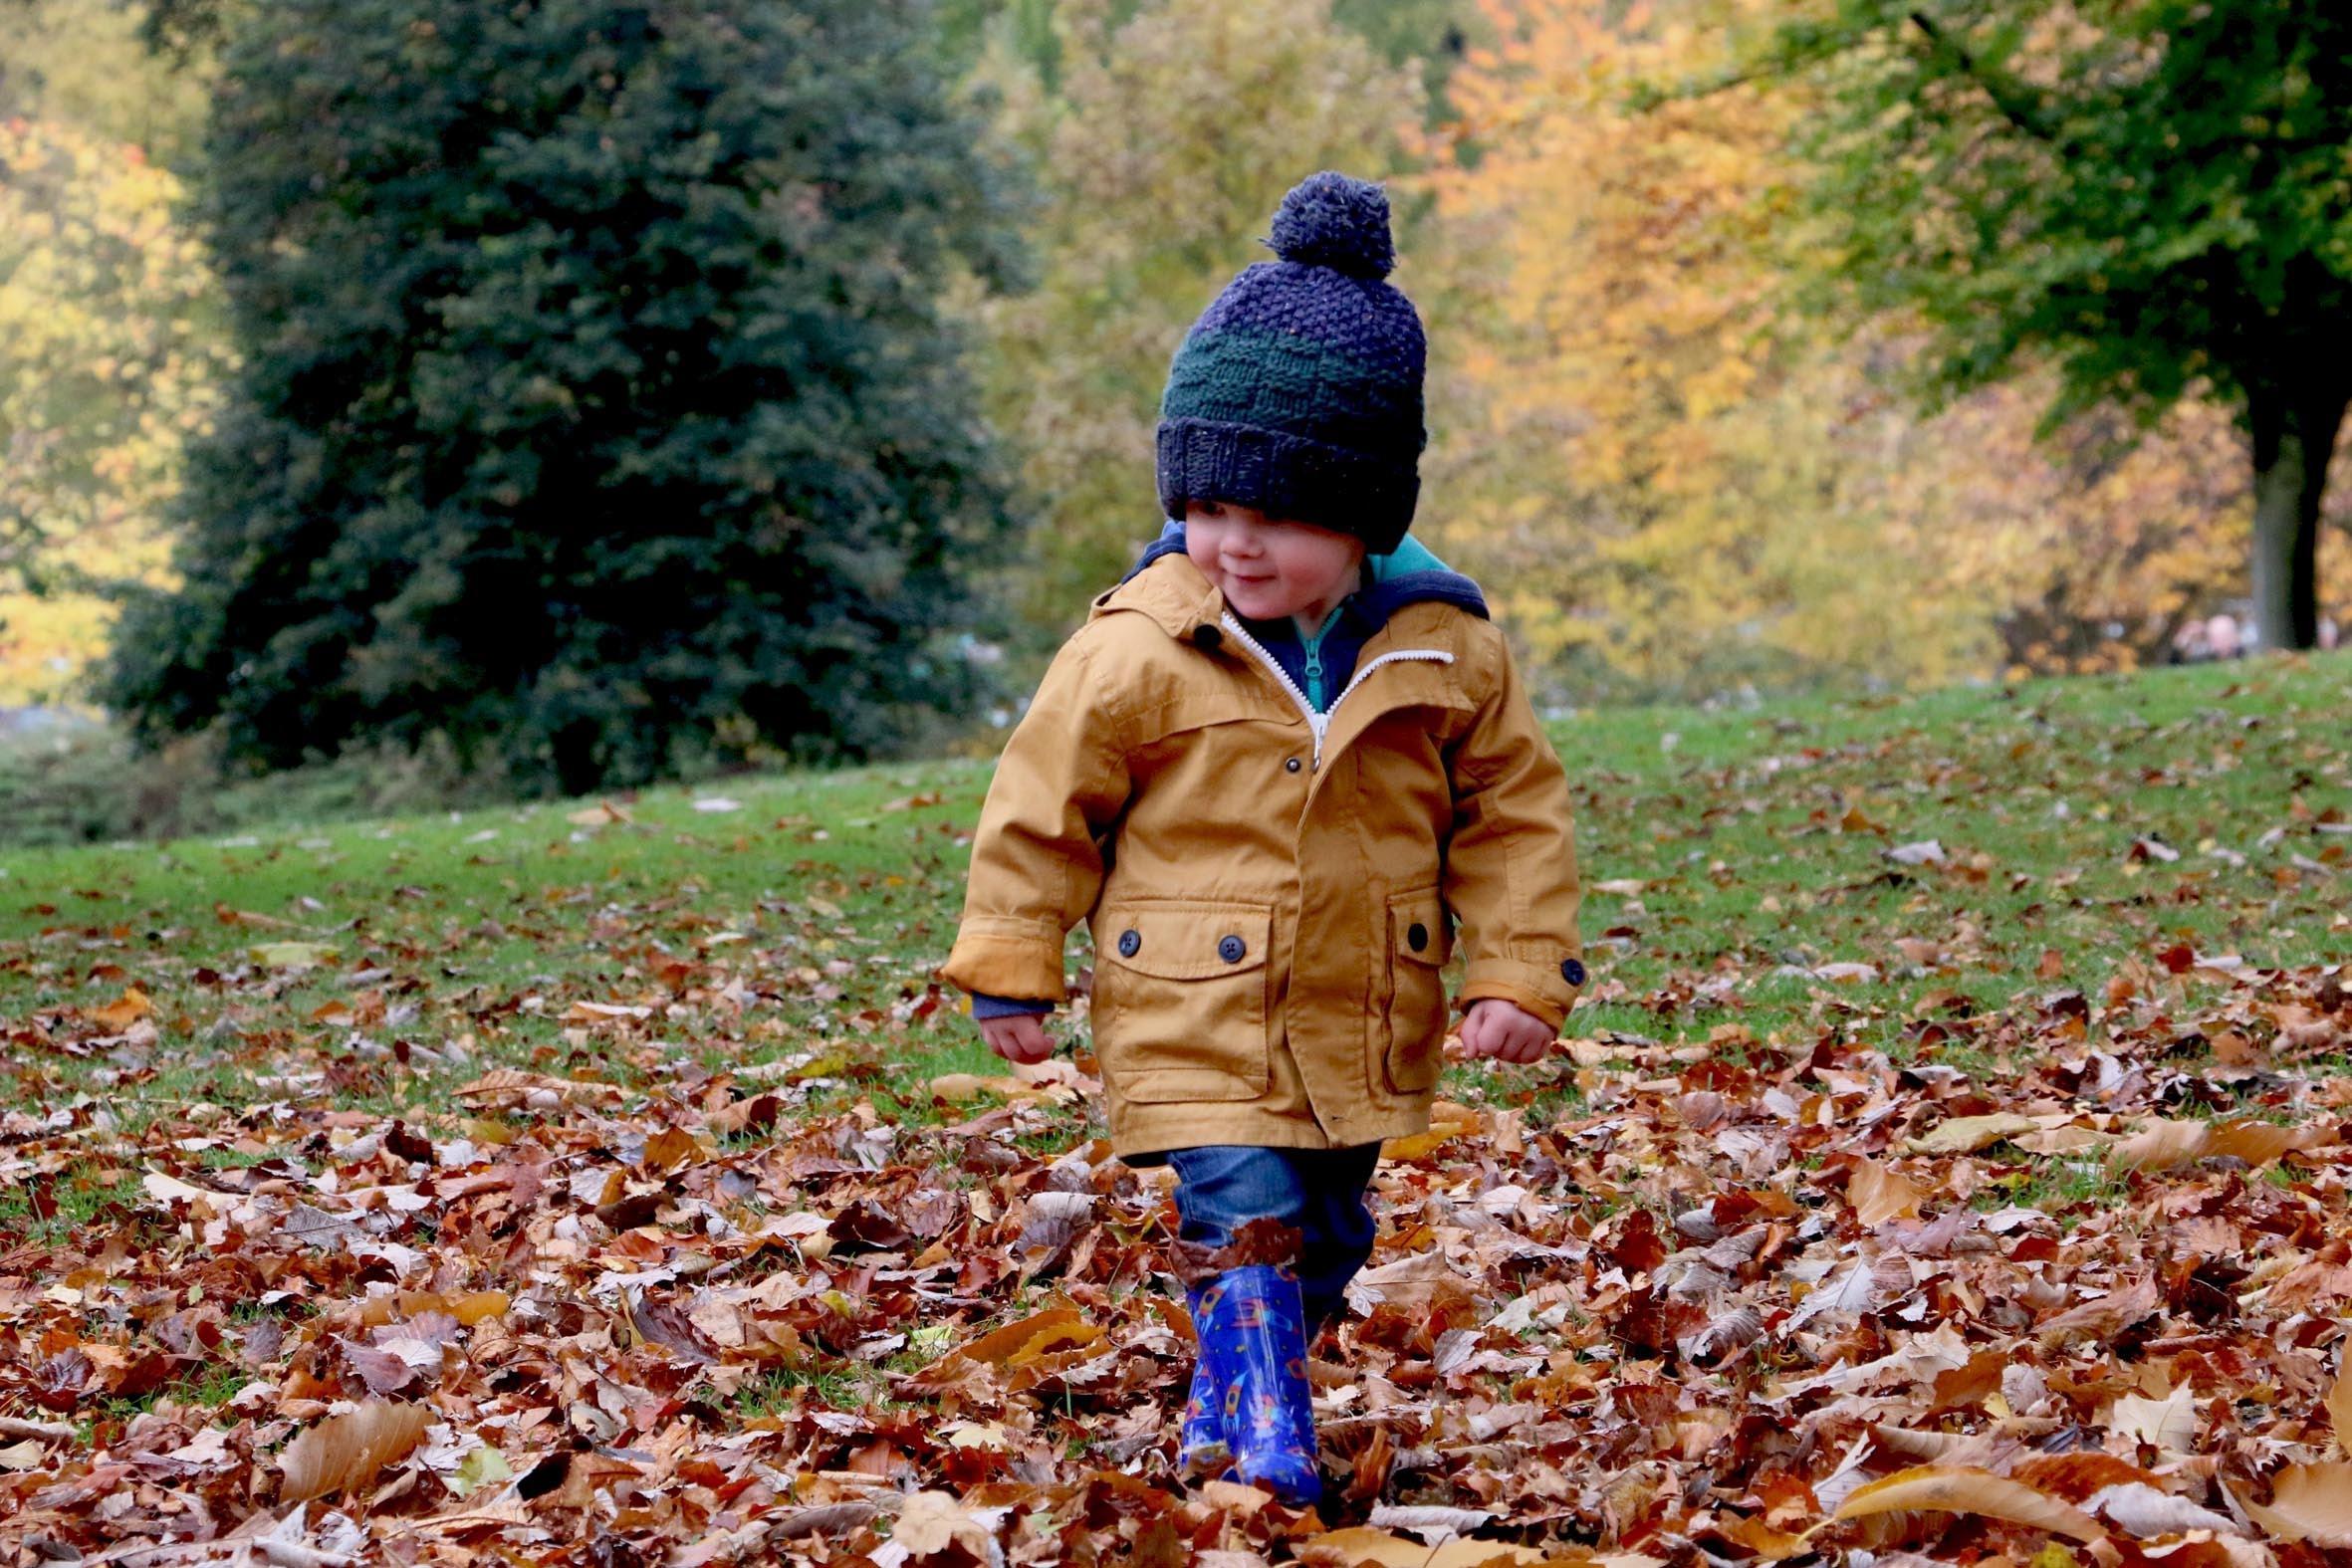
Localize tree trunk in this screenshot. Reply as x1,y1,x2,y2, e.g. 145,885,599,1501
2246,379,2349,652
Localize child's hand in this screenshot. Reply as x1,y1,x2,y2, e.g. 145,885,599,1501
1458,999,1554,1065
979,1012,1055,1065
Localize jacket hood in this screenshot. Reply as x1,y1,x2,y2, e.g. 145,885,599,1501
1119,520,1489,622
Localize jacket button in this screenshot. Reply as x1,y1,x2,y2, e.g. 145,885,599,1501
1117,929,1141,959
1218,935,1247,964
1560,957,1587,986
1285,758,1301,774
1407,922,1429,952
1191,623,1223,652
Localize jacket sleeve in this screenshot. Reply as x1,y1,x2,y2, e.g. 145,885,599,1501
939,627,1131,1003
1441,633,1584,1030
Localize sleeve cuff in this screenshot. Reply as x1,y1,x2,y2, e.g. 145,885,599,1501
940,919,1071,1003
1457,954,1582,1031
971,992,1056,1020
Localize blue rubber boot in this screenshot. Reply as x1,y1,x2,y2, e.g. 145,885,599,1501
1187,1265,1321,1508
1176,1356,1231,1477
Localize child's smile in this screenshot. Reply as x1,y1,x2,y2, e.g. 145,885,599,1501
1184,501,1366,636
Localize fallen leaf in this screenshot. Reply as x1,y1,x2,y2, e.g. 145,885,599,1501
2036,1278,2161,1351
2108,1117,2211,1172
1849,1160,1925,1226
2235,1462,2352,1547
250,942,338,969
1826,1464,2104,1542
2205,1118,2331,1166
1906,1113,2037,1156
892,1489,998,1558
88,988,154,1032
278,1399,432,1501
2109,1385,2197,1453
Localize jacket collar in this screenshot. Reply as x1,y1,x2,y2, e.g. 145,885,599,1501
1090,547,1229,642
1103,520,1490,640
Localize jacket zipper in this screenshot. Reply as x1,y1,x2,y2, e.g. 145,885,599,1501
1299,603,1343,710
1218,611,1455,770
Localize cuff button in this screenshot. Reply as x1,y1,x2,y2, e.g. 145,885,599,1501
1560,957,1587,986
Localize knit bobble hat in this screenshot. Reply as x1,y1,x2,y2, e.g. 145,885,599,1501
1156,171,1427,553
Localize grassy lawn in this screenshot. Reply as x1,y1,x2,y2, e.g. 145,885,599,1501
6,651,2346,1126
1,652,2347,1562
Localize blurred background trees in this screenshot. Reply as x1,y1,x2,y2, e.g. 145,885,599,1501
1775,0,2352,657
99,0,1025,792
2,0,2346,795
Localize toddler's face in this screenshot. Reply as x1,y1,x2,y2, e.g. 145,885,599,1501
1184,501,1365,625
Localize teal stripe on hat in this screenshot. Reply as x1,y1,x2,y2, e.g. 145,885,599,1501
1160,327,1424,455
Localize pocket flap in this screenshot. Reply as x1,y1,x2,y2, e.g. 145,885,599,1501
1095,901,1273,982
1389,895,1451,967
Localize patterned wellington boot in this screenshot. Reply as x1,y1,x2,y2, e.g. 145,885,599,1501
1187,1264,1321,1508
1176,1356,1232,1477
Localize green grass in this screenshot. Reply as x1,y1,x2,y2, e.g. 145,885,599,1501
4,653,2349,1136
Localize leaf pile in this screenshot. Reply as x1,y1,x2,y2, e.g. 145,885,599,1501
0,947,2345,1565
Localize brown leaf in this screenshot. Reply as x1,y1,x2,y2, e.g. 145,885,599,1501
2108,1117,2210,1172
2235,1462,2352,1547
892,1490,998,1558
278,1399,432,1501
336,1337,421,1396
1905,1113,2037,1156
2205,1118,2332,1166
1849,1160,1925,1226
2036,1277,2161,1351
87,988,154,1033
2326,1365,2352,1455
1828,1463,2104,1542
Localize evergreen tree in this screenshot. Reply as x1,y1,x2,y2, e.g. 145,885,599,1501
106,0,1024,790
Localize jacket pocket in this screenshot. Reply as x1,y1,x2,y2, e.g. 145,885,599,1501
1090,900,1274,1103
1381,890,1452,1094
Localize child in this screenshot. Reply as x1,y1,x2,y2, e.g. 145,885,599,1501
940,172,1584,1507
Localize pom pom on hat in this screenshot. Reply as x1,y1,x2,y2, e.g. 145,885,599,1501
1267,171,1394,280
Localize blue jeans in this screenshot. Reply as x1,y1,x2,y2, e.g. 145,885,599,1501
1166,1144,1380,1332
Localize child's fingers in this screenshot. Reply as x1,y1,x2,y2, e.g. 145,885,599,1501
995,1016,1054,1063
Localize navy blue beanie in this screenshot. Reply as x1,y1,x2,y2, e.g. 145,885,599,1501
1155,172,1427,553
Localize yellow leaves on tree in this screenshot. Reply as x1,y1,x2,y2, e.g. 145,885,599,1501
1420,0,2306,699
0,3,227,706
966,0,1421,651
0,115,227,706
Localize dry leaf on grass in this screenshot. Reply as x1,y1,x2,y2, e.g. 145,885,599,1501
1904,1113,2036,1156
892,1490,1002,1558
1848,1160,1925,1225
2109,1385,2198,1453
278,1400,432,1502
2234,1462,2352,1547
1300,1528,1544,1567
1825,1463,2105,1543
2035,1277,2161,1351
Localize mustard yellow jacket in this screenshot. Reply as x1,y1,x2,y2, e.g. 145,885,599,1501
940,554,1583,1159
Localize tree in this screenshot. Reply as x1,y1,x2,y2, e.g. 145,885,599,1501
966,0,1421,654
0,0,223,705
1771,0,2352,652
106,0,1026,790
1423,0,1999,696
